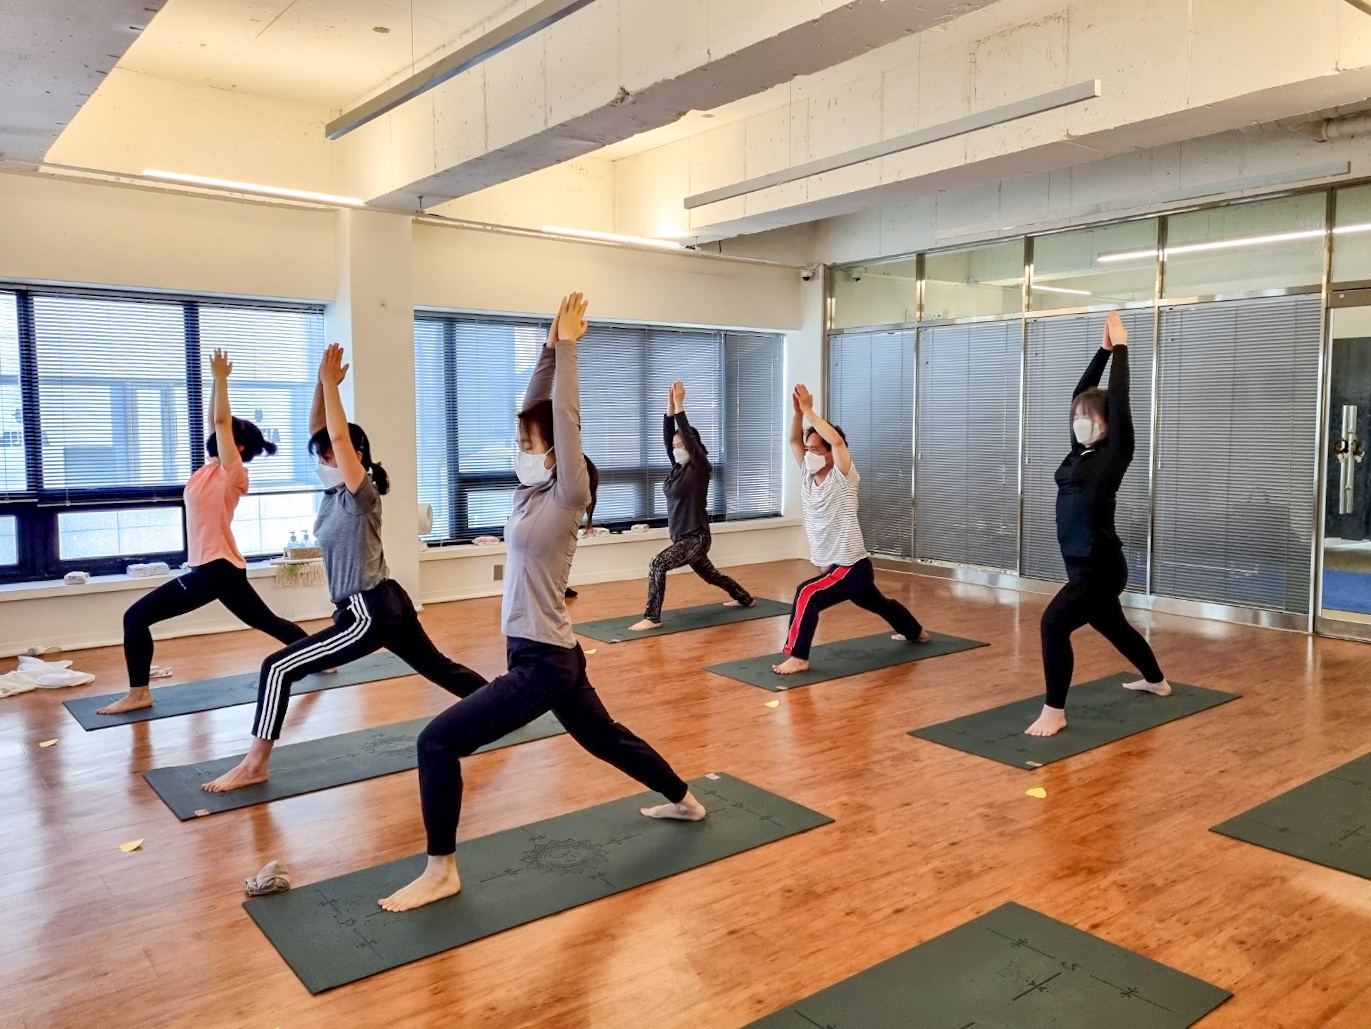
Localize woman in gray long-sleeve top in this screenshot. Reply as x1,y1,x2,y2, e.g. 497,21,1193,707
380,293,706,914
628,379,753,632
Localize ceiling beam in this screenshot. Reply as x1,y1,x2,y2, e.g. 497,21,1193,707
325,0,601,140
1345,0,1371,16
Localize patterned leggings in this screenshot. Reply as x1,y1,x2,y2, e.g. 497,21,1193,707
644,528,752,622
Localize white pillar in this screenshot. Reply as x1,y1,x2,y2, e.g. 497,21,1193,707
325,209,422,600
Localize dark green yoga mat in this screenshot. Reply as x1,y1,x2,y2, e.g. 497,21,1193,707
246,773,831,994
704,631,988,692
910,674,1238,769
1212,750,1371,880
63,652,413,730
747,902,1230,1028
143,713,566,820
574,597,790,643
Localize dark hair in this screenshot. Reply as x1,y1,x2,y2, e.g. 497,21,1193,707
518,400,599,528
309,423,391,495
1073,388,1108,424
804,425,847,451
206,417,276,463
673,425,708,455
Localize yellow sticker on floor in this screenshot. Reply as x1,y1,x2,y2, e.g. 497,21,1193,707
119,839,144,853
1026,787,1048,799
764,700,780,709
39,739,57,748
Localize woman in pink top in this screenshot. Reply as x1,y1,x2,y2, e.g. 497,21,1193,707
97,349,308,715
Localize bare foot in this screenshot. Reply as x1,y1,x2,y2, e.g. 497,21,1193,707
772,656,810,675
641,792,707,821
380,855,461,912
628,619,661,632
323,668,339,675
892,631,932,643
1123,677,1172,697
1024,705,1067,737
96,688,153,715
202,759,269,793
724,599,754,608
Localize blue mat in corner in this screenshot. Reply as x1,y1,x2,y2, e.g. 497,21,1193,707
1322,570,1371,615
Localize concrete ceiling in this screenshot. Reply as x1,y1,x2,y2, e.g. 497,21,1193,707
0,0,168,166
116,0,524,108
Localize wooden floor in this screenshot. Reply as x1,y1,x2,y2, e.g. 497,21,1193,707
4,559,1371,1028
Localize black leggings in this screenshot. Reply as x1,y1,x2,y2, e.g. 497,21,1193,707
251,579,485,740
416,636,688,855
1041,552,1165,709
784,558,923,660
123,559,307,688
644,528,752,622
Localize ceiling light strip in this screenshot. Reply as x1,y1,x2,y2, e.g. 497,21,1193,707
141,169,365,206
326,0,602,140
1097,221,1371,264
684,79,1101,210
541,225,683,249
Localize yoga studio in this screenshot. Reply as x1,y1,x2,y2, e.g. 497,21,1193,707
7,1,1371,1025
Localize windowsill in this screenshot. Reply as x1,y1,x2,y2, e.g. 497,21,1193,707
0,560,281,604
418,516,801,562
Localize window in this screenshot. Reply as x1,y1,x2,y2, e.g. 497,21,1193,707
415,314,784,541
923,241,1025,322
0,286,325,583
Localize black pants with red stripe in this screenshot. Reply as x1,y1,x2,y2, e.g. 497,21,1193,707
783,558,923,660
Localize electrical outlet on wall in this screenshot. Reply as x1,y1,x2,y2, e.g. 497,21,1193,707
494,564,504,581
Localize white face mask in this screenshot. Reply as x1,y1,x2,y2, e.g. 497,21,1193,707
672,447,691,465
316,459,346,490
1072,417,1102,447
804,451,827,474
515,449,553,487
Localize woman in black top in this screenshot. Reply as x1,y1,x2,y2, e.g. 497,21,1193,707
629,380,753,631
1026,311,1171,737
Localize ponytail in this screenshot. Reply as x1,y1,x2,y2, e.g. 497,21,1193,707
309,423,390,495
583,456,599,531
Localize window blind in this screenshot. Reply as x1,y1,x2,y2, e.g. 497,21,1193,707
914,321,1022,570
0,292,23,499
0,285,327,582
414,314,784,540
1152,294,1321,613
1022,309,1155,588
828,328,915,558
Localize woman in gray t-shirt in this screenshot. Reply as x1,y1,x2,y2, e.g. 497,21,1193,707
379,293,706,914
202,343,486,794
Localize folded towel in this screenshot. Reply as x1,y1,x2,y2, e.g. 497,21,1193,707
244,860,291,896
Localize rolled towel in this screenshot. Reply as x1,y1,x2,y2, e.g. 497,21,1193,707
244,859,291,896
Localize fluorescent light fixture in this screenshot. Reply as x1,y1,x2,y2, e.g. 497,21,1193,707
142,169,366,207
1033,284,1093,296
541,225,683,249
1097,221,1371,264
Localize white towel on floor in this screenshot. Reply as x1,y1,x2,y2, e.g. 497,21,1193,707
6,656,96,689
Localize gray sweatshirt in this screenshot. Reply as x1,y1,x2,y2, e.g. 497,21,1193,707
501,340,591,648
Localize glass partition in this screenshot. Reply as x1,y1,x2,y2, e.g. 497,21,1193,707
831,257,918,330
923,241,1024,321
1163,194,1326,298
1332,184,1371,284
1030,219,1159,312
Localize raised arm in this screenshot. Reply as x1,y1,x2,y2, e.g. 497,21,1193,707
209,349,242,473
671,382,708,465
309,367,327,437
521,303,563,411
318,343,367,493
1102,311,1134,459
788,387,806,468
796,384,852,475
548,293,592,510
663,383,678,462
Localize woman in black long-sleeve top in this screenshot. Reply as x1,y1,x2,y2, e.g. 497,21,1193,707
629,380,753,631
1026,311,1171,737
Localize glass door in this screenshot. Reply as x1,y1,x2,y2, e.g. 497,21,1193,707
1318,291,1371,639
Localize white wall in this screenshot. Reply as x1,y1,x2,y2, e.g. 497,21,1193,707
0,170,817,658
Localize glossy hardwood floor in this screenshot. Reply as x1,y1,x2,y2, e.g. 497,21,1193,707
3,559,1370,1028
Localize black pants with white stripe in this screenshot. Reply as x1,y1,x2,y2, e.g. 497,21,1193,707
251,579,486,740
